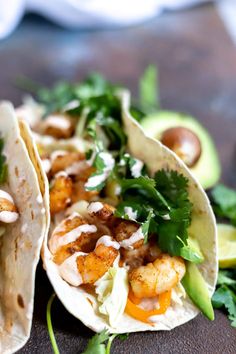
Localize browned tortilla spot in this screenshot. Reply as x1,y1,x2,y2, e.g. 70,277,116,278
31,211,34,220
17,294,25,308
14,166,19,177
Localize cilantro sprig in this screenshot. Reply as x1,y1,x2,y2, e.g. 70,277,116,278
46,293,128,354
82,331,128,354
46,294,60,354
212,270,236,327
116,169,196,259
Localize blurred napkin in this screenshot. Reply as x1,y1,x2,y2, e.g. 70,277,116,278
0,0,208,39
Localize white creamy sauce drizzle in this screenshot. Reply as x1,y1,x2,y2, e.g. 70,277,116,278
65,161,88,175
124,206,138,220
50,150,67,161
50,223,97,253
139,296,159,311
162,214,171,221
55,171,68,178
96,235,120,250
115,185,121,195
41,208,46,215
42,159,51,174
120,227,144,249
85,151,115,189
0,190,14,203
36,194,43,204
130,158,144,178
63,99,80,112
87,201,104,214
45,115,70,130
85,174,105,189
59,251,87,286
0,211,18,223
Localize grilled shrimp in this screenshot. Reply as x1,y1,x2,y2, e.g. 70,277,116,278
121,238,161,270
59,236,119,286
49,212,99,264
76,240,119,284
50,172,73,215
87,201,115,223
50,151,85,176
71,181,98,203
42,114,75,139
113,220,143,249
0,190,19,223
129,254,186,298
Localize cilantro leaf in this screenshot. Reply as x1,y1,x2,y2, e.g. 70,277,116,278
82,331,128,354
82,330,110,354
217,270,236,288
120,176,170,210
0,138,7,184
211,184,236,225
117,170,193,259
85,151,115,192
142,210,154,243
212,285,236,328
154,170,192,257
139,65,159,112
115,201,142,220
179,237,204,264
213,270,236,328
154,170,191,209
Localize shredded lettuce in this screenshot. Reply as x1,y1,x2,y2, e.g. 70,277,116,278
95,266,129,327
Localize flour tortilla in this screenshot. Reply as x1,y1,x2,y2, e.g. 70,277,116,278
0,102,49,353
42,91,217,333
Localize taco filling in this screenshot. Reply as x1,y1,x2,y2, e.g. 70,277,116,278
19,75,216,331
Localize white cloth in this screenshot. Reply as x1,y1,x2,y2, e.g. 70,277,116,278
0,0,208,40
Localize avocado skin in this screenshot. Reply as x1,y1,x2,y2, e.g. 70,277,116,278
182,262,214,321
141,111,221,189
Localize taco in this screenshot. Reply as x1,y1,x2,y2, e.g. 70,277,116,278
0,102,49,353
18,76,217,333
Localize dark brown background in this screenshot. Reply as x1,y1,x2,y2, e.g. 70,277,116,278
0,3,236,353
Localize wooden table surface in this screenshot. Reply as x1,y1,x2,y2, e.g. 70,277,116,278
0,3,236,353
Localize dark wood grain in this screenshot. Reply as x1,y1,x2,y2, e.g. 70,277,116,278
0,3,236,354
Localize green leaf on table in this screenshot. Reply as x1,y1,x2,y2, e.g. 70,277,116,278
82,330,110,354
211,184,236,225
212,285,236,328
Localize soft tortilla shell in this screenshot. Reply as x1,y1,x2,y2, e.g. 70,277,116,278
42,91,217,333
0,102,48,353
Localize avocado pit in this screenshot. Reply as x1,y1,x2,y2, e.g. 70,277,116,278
160,127,202,167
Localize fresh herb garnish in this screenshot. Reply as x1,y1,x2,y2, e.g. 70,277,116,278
116,169,194,259
139,64,159,112
46,293,60,354
212,270,236,328
0,138,8,184
36,74,126,151
82,330,128,354
211,184,236,226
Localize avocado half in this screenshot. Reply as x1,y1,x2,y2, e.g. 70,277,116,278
141,111,221,189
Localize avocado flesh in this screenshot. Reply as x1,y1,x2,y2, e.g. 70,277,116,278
182,262,214,321
141,111,221,189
